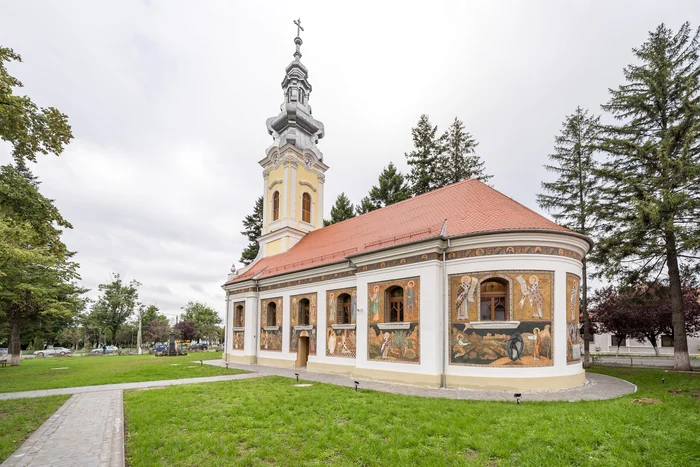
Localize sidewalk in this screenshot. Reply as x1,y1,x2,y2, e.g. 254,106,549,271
204,360,638,402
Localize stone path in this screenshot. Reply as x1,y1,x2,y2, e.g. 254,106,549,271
204,360,638,402
1,391,123,467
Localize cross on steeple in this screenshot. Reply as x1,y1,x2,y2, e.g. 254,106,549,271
294,18,304,38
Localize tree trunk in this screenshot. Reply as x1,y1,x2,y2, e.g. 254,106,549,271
649,336,660,357
665,231,692,371
582,256,591,368
9,308,21,366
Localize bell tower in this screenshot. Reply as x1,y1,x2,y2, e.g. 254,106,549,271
258,19,328,258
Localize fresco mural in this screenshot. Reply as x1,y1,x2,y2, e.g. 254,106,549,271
232,301,245,351
326,288,357,358
567,273,582,363
449,271,554,367
367,277,420,364
290,293,317,355
260,297,283,352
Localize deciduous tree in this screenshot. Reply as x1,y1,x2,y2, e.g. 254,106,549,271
181,301,221,341
90,274,140,345
537,106,600,367
594,23,700,371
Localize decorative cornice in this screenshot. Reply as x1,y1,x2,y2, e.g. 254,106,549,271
299,181,317,192
229,286,256,295
268,179,283,190
259,270,356,292
318,174,325,183
446,245,583,262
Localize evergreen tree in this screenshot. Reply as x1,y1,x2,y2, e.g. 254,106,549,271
537,106,600,367
240,196,263,265
440,117,491,184
405,114,442,195
594,22,700,371
355,196,377,215
324,192,355,226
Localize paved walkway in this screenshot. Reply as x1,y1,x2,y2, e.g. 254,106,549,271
1,391,123,467
204,360,638,402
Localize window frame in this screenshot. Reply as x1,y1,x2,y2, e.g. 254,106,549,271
386,286,405,323
272,191,280,221
298,298,310,326
302,193,311,223
234,305,244,327
267,302,277,327
479,279,508,321
337,293,352,324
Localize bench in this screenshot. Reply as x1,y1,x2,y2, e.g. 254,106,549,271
0,359,7,368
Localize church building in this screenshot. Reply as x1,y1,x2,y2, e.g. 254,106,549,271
223,24,591,390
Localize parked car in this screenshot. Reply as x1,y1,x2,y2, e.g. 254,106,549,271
189,343,208,351
151,344,167,353
91,345,119,355
34,347,71,357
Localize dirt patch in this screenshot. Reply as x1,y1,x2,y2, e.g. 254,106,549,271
632,398,661,405
668,389,687,395
463,450,478,459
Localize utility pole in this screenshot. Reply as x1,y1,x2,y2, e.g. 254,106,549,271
137,304,144,355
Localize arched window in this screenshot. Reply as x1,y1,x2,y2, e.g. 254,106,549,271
386,286,404,322
267,302,277,327
272,191,280,221
337,293,351,324
480,279,508,321
298,298,310,326
235,305,244,327
302,193,311,223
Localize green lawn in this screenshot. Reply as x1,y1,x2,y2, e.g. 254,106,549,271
0,395,70,462
0,352,242,393
124,367,699,467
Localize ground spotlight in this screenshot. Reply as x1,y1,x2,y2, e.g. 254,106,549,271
514,393,522,404
354,381,360,392
662,378,665,384
295,373,299,383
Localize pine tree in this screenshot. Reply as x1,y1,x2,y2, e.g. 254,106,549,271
594,22,700,371
440,117,491,184
405,114,442,195
324,192,355,226
537,106,600,367
355,196,377,215
240,196,263,265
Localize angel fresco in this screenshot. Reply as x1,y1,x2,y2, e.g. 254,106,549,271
351,290,357,322
516,275,544,318
456,275,477,319
327,328,337,355
406,281,416,319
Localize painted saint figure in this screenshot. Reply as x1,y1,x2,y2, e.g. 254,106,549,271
369,285,380,322
532,328,541,361
328,293,336,322
327,328,337,355
406,281,415,320
380,332,392,359
516,275,544,318
351,290,357,323
456,275,477,320
569,280,578,321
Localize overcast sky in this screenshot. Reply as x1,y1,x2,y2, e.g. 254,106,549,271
1,1,698,321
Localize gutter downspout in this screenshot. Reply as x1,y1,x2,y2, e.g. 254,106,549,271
440,239,450,388
253,279,260,364
224,292,230,364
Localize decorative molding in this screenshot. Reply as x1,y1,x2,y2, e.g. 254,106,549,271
318,174,325,183
258,270,356,291
299,181,317,192
377,323,411,331
447,245,583,262
229,287,256,295
359,252,440,273
268,179,283,190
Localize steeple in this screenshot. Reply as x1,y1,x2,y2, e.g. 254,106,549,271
256,19,329,260
265,18,325,158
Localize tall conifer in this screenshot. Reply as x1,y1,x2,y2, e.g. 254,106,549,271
405,114,442,195
440,117,491,184
240,196,263,265
324,193,355,226
537,106,600,367
594,23,700,371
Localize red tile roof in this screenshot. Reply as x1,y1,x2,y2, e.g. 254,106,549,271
226,179,571,285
